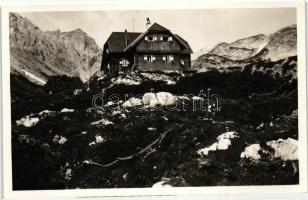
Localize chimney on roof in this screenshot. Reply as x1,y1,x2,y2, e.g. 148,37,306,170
125,29,128,47
146,17,151,30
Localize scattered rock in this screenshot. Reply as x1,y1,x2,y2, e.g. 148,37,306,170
152,178,172,188
89,142,96,146
61,108,74,113
65,168,72,180
53,135,60,143
256,122,264,130
91,118,114,126
112,76,141,85
73,89,82,96
148,127,157,131
240,144,262,160
59,136,68,144
18,134,30,143
38,110,56,116
197,131,238,156
95,135,105,144
16,116,40,127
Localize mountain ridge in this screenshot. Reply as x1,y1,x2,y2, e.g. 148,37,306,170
197,25,296,62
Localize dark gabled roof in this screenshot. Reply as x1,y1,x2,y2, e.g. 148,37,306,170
106,23,193,53
106,32,141,53
174,34,193,53
148,23,170,32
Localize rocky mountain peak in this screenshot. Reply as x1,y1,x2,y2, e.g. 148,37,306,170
10,13,102,84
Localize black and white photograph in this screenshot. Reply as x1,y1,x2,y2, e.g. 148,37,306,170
1,1,307,198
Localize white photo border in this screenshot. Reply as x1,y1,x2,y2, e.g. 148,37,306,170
1,1,307,198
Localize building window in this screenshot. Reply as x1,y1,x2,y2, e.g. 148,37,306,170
148,36,153,41
160,36,168,42
168,36,173,42
145,36,148,41
180,59,184,66
162,55,174,63
144,55,156,62
162,56,167,62
119,59,129,67
167,55,174,62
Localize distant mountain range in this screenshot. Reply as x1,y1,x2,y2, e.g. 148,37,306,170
193,24,297,69
10,12,102,85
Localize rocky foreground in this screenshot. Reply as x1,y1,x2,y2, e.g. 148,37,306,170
11,66,298,189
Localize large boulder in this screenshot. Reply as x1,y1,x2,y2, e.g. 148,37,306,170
142,92,178,107
142,93,160,107
156,92,178,106
266,138,298,161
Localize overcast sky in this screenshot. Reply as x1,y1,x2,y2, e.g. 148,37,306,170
19,8,296,53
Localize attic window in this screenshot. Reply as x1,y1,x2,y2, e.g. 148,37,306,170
145,36,148,41
148,36,153,41
168,37,173,42
162,36,168,42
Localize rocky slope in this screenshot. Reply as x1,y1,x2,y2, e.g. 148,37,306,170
10,12,102,84
194,24,297,70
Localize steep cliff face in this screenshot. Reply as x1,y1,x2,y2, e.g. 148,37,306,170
45,29,102,81
9,12,102,84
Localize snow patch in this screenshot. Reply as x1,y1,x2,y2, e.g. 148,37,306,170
21,69,46,85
